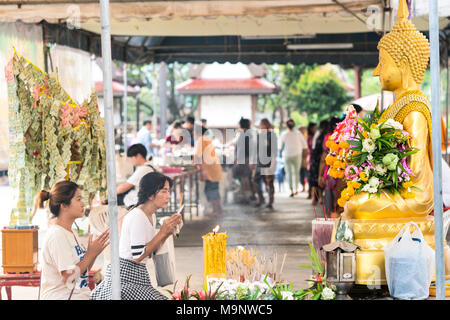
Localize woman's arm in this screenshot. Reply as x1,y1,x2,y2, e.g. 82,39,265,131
61,230,110,283
61,252,95,283
133,231,169,264
132,213,182,264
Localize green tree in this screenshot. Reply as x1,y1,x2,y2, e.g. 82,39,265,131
361,68,381,97
121,62,191,128
291,65,350,122
258,63,311,130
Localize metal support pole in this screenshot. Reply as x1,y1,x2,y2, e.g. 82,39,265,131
99,0,121,300
123,63,128,152
446,56,449,162
380,1,387,109
136,97,140,131
159,62,168,139
429,0,445,300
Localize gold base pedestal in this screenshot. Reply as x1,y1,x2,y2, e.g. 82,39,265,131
339,216,443,285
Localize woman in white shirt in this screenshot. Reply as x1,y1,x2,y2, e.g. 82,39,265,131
91,172,182,300
280,119,308,197
38,181,110,300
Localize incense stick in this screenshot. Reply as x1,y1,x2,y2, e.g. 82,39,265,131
179,193,184,208
279,253,287,278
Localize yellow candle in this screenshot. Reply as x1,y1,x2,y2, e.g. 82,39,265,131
202,230,228,289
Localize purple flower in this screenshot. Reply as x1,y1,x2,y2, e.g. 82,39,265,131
401,157,415,177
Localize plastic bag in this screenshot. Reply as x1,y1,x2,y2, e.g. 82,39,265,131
384,222,435,300
153,235,176,287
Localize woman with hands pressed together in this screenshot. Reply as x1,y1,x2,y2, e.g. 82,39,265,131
91,171,182,300
38,181,110,300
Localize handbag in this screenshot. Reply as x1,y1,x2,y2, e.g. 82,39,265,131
153,234,176,287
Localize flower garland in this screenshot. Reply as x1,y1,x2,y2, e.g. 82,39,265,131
6,52,107,225
325,105,361,180
323,104,419,209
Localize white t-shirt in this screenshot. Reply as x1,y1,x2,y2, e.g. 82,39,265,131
123,162,155,207
40,225,91,300
119,207,157,264
280,130,308,158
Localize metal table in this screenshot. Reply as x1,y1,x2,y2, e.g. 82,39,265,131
158,167,200,221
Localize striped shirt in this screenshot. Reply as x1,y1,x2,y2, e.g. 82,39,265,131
119,208,156,263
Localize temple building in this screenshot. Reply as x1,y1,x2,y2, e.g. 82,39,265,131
176,62,277,129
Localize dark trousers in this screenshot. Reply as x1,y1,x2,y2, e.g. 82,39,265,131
253,172,275,205
300,167,308,187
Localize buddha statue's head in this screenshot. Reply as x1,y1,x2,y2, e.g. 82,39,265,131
373,0,430,92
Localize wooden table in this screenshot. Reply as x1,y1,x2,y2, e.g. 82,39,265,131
0,270,98,300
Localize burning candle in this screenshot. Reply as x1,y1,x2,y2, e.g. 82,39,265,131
202,225,228,288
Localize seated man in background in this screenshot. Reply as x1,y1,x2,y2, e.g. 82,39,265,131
116,143,156,207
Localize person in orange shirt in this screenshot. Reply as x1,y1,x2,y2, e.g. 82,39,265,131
195,126,224,217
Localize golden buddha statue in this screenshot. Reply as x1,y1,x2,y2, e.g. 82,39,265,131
337,0,450,285
344,0,432,220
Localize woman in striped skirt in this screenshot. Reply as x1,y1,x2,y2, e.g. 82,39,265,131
91,172,182,300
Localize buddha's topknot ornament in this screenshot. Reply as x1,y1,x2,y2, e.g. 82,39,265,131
377,0,430,84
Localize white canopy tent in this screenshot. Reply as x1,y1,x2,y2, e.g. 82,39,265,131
0,0,448,36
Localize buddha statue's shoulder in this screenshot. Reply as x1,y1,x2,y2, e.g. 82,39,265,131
380,90,431,129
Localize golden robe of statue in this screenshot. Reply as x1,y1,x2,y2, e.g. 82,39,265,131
338,0,450,285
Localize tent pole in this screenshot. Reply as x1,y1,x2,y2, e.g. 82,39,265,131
159,62,168,139
380,1,387,109
100,0,121,300
446,55,449,162
123,63,128,152
429,0,445,300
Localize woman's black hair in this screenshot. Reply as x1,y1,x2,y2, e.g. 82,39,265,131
319,119,329,131
239,117,251,130
352,104,363,114
329,116,340,133
307,122,317,135
35,180,80,217
136,172,173,206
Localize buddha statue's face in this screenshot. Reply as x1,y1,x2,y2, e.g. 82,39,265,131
373,48,403,92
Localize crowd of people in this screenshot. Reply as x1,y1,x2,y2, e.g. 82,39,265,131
222,110,360,216
126,110,366,216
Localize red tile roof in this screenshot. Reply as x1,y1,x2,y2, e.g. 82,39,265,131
176,78,277,94
95,81,139,96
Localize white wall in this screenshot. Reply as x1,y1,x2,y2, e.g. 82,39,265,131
201,95,252,128
49,44,93,105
